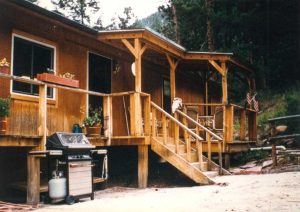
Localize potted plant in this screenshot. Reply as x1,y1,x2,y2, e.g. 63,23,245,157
0,97,11,135
0,58,10,74
83,107,102,137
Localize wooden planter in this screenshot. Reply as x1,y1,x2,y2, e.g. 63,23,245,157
0,117,7,135
86,125,101,137
0,66,9,74
37,73,79,88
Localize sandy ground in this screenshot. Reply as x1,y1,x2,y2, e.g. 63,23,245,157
36,172,300,212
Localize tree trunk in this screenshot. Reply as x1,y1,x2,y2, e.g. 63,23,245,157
171,3,181,45
205,0,215,51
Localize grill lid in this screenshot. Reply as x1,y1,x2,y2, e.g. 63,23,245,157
47,132,95,150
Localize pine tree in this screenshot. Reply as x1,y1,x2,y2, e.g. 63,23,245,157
51,0,100,25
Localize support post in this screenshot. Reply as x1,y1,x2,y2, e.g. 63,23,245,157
224,153,230,169
130,93,142,136
134,39,142,92
221,62,228,104
38,84,47,150
151,107,156,136
138,145,148,188
207,132,211,171
162,114,167,144
248,111,257,141
224,105,234,143
174,114,179,153
240,109,246,140
103,96,112,144
27,152,46,204
143,95,151,136
166,54,179,102
196,126,204,170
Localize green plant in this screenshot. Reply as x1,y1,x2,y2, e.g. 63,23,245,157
0,97,11,117
83,107,102,127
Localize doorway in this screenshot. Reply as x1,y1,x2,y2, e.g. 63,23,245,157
88,52,112,114
162,78,171,113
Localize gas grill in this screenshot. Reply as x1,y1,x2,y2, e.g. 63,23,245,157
46,132,96,204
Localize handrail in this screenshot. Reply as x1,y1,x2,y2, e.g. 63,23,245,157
151,102,204,141
176,110,222,141
183,103,224,106
0,73,149,98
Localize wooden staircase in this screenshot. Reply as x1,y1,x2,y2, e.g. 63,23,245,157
150,102,230,185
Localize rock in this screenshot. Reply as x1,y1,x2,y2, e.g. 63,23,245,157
240,161,257,169
262,160,273,168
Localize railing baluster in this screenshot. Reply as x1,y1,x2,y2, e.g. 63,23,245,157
182,107,190,161
162,114,167,145
151,107,156,137
196,125,203,170
207,132,211,171
174,113,179,153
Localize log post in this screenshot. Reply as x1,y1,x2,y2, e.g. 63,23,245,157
143,95,151,136
38,84,47,150
130,93,142,136
27,152,46,205
138,145,148,188
240,109,246,141
103,96,112,144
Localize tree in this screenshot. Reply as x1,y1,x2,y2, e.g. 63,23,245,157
51,0,100,25
118,7,137,29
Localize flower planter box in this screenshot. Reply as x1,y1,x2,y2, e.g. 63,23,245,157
37,73,79,88
0,66,10,74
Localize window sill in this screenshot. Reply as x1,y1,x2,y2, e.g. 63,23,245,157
11,93,57,105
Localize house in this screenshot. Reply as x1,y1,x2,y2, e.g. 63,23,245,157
0,0,257,204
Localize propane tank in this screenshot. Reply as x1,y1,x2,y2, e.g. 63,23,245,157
49,171,67,201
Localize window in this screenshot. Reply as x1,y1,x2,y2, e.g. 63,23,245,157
12,35,55,98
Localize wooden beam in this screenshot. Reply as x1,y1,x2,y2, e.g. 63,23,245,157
135,39,142,92
166,54,179,102
103,96,112,145
208,60,224,76
122,39,137,58
138,145,148,188
130,93,142,136
224,105,234,143
38,84,47,151
240,109,246,141
221,62,228,104
143,95,151,136
184,52,232,61
27,154,44,204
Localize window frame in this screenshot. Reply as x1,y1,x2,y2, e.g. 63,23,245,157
11,33,57,100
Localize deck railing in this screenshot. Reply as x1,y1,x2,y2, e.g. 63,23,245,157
151,101,223,171
183,102,257,145
0,73,151,148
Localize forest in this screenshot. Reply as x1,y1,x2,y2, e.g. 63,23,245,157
33,0,300,119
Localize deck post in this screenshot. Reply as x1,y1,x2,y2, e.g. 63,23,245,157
240,109,246,140
27,153,42,204
103,96,112,144
248,111,257,141
138,145,148,188
38,84,47,150
130,93,142,136
221,61,228,104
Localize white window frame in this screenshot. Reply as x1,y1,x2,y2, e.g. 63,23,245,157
11,33,57,100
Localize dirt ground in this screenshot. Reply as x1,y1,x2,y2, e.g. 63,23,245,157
36,172,300,212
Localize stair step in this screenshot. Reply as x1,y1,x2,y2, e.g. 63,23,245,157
179,152,198,162
203,171,219,178
190,162,208,171
166,144,186,153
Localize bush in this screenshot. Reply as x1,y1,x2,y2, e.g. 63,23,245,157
0,97,11,117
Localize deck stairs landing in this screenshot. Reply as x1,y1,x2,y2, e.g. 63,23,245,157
150,102,230,185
